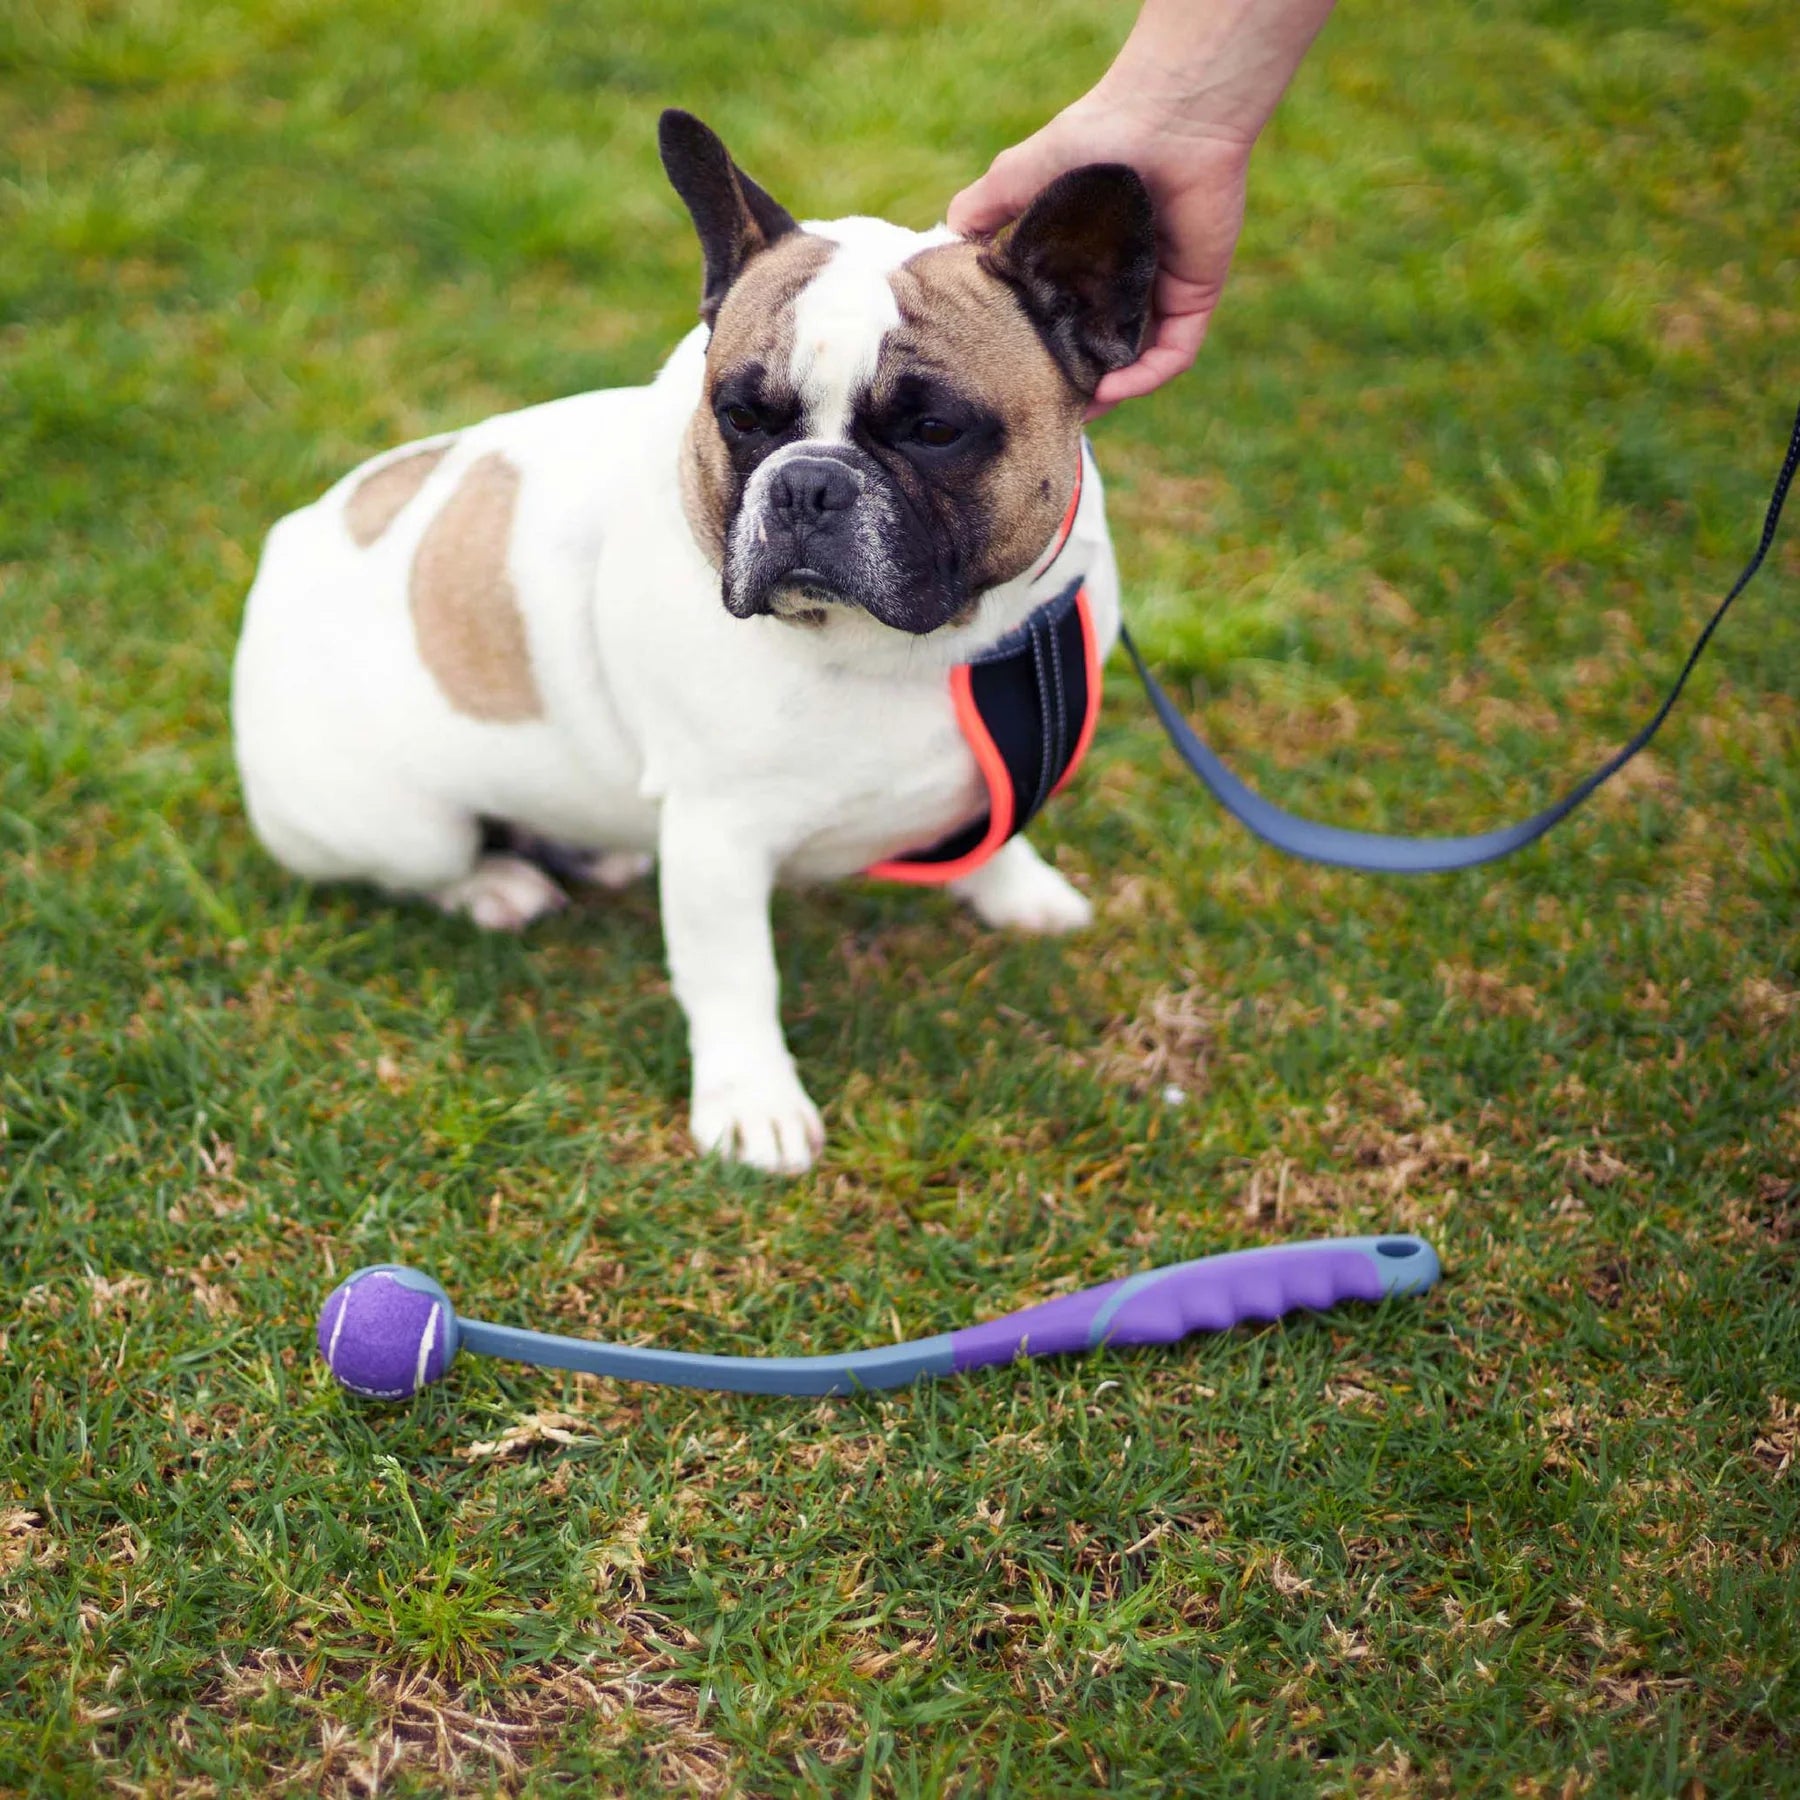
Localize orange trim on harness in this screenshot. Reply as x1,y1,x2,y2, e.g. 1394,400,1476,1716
866,456,1094,888
865,661,1019,885
867,582,1100,887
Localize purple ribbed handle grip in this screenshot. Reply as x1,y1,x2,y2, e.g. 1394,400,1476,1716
950,1280,1127,1370
950,1244,1389,1372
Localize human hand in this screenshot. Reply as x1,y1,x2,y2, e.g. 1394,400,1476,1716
947,0,1334,416
948,90,1251,418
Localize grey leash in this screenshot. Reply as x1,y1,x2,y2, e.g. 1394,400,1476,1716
1121,401,1800,873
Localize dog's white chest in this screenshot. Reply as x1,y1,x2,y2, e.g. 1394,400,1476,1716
585,535,989,879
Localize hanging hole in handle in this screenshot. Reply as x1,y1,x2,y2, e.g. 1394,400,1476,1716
1376,1238,1420,1258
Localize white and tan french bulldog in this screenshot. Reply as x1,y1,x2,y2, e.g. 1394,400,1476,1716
232,110,1155,1173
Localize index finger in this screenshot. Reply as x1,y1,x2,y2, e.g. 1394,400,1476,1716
946,179,1021,239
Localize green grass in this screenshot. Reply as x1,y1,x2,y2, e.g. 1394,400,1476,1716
4,0,1799,1792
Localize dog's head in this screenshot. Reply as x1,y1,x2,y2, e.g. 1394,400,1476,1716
660,109,1155,635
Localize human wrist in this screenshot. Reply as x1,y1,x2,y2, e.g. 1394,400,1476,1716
1095,0,1334,151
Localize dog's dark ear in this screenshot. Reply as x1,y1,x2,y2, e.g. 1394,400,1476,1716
980,164,1157,395
659,109,798,327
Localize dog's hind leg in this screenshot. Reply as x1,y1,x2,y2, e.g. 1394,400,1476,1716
432,854,569,932
572,848,656,889
241,762,569,932
484,823,653,892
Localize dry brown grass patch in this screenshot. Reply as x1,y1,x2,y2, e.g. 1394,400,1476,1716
1738,976,1800,1033
1436,960,1544,1020
216,1651,732,1797
0,1509,60,1579
1088,983,1222,1099
1752,1397,1799,1476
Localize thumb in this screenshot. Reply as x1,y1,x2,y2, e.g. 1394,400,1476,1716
946,140,1057,237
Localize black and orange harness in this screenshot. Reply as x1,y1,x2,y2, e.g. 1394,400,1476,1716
869,461,1099,884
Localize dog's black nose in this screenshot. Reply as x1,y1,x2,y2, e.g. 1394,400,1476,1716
769,458,860,519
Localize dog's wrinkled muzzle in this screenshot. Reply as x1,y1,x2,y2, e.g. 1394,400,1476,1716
725,448,873,619
722,441,976,634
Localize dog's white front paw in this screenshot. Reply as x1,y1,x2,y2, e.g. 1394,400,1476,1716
690,1064,824,1174
435,855,568,932
953,842,1094,935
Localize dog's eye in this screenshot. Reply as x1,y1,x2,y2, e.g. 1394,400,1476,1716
914,418,963,448
720,402,761,435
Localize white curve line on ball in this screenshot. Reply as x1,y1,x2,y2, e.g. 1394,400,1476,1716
414,1302,440,1392
327,1291,349,1366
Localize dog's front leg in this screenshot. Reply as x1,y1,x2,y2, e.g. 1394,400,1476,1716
658,800,823,1174
950,835,1093,935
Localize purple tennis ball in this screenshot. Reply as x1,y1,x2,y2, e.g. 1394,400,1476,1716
317,1265,459,1399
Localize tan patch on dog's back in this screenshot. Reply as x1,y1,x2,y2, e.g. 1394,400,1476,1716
886,242,1084,586
345,443,452,547
409,452,542,722
680,232,835,563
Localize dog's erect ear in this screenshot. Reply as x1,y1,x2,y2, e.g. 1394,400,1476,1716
658,109,799,327
980,164,1157,396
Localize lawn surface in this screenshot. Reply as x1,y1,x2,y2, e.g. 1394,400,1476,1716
4,0,1799,1793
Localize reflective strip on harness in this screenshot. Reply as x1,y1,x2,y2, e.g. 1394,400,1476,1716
868,577,1101,885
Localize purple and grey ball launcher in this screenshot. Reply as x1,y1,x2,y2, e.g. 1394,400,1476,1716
317,1234,1440,1400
